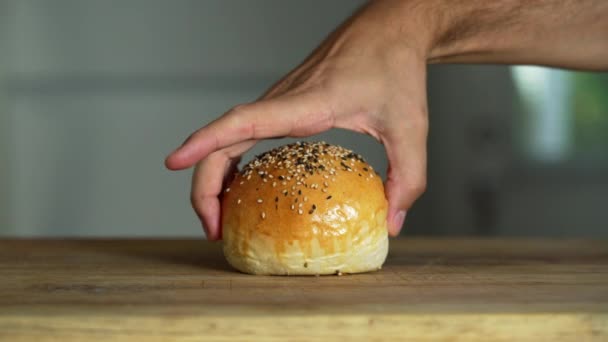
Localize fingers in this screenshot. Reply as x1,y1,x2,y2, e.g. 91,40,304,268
382,110,428,237
191,140,256,240
173,90,337,241
165,93,335,171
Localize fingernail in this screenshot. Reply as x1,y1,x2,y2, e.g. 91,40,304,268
391,210,407,236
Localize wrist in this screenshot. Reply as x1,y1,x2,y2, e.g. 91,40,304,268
425,1,519,64
423,1,608,69
351,0,439,61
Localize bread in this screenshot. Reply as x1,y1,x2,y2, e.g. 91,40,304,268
221,141,388,275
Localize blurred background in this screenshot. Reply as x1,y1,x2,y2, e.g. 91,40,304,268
1,0,607,238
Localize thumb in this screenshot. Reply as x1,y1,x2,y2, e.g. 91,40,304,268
382,116,428,236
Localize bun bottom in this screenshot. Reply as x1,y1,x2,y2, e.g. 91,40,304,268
222,213,389,276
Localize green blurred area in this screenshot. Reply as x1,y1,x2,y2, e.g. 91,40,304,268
571,73,608,159
513,68,608,163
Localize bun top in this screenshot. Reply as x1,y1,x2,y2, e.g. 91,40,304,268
221,141,387,257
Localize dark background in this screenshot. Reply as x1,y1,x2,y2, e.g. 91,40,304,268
1,0,607,237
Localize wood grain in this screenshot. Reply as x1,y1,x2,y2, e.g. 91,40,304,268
0,238,607,341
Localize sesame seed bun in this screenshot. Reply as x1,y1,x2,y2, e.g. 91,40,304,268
221,141,388,275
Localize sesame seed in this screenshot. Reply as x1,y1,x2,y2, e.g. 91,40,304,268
326,195,332,200
225,188,230,192
322,188,328,193
261,212,266,219
298,203,303,208
275,197,278,202
240,181,244,185
298,209,303,215
291,204,295,210
257,198,263,204
304,196,308,202
236,142,368,199
237,199,241,204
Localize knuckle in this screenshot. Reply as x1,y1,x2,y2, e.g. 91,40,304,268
207,150,226,163
407,109,429,132
389,101,428,133
316,76,343,104
190,192,201,209
190,193,208,222
406,173,427,198
227,104,256,138
229,103,252,116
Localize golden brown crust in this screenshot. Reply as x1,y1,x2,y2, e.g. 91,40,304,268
221,141,388,275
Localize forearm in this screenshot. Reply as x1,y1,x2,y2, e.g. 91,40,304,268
362,0,608,70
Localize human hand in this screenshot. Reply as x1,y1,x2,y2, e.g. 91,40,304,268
166,0,608,240
165,3,431,240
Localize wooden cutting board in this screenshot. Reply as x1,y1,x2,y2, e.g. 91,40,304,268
0,238,607,341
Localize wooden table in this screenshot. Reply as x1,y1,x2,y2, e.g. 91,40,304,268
1,238,607,341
